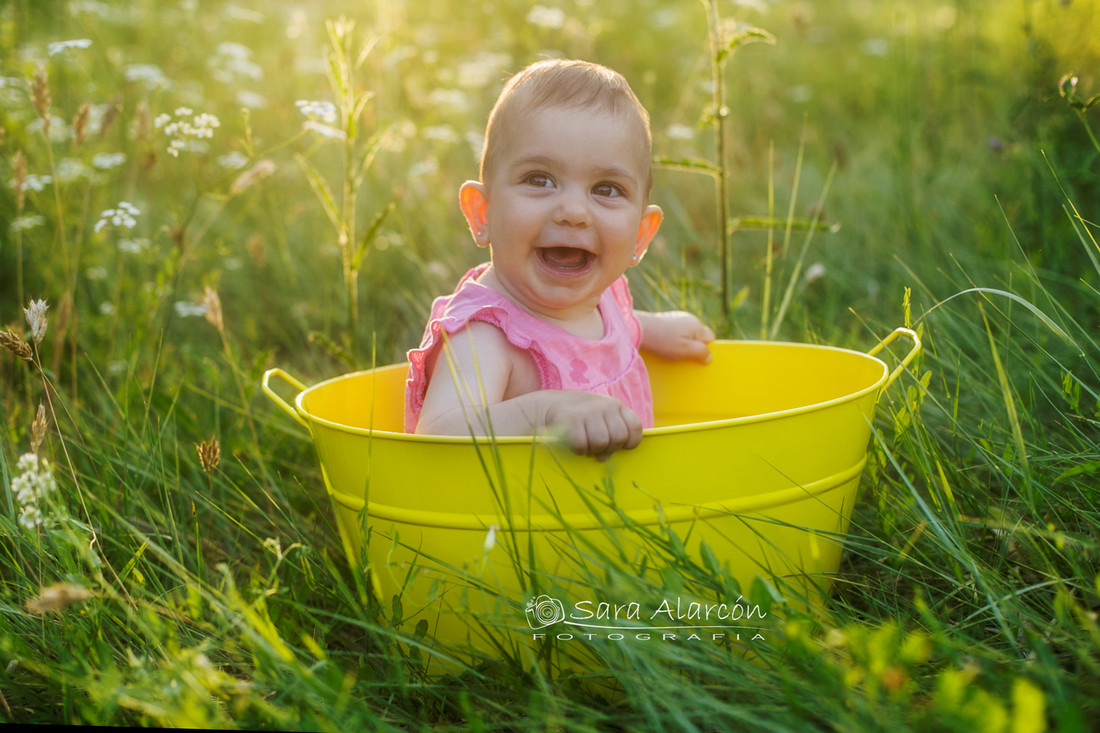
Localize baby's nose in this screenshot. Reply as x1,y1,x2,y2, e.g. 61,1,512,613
552,186,590,226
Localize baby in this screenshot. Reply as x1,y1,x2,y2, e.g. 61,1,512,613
405,59,714,460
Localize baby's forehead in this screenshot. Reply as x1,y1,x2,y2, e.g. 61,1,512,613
496,102,650,162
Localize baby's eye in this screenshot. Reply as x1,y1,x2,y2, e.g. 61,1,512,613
523,173,554,188
593,182,625,198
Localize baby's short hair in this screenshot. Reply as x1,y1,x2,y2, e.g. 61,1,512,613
479,59,654,194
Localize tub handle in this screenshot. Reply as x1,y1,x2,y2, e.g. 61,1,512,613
261,368,309,428
868,327,922,390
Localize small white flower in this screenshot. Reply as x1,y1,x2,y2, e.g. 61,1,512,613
10,215,46,233
456,52,511,90
427,89,469,111
95,201,140,233
804,262,826,284
235,89,267,109
21,174,53,192
10,452,58,529
666,123,695,140
117,237,149,254
225,6,264,23
19,504,43,530
56,158,89,182
92,152,127,170
174,301,208,318
123,64,169,88
526,5,565,28
295,99,337,124
47,38,93,56
217,151,250,170
302,120,346,140
156,108,221,157
423,125,459,143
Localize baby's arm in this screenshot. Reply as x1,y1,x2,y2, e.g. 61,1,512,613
636,311,715,363
415,321,643,460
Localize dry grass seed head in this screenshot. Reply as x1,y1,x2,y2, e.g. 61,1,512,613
196,437,220,473
31,68,51,134
12,150,27,210
24,299,49,345
72,103,91,147
1,327,34,361
25,583,92,615
202,287,223,333
31,403,48,454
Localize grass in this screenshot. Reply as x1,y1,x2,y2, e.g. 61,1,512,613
2,0,1099,729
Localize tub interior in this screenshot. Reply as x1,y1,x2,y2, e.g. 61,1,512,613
298,341,887,434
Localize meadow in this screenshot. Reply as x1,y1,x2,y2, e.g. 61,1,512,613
1,0,1099,729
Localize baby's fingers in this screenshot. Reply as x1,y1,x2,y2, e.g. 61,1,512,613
593,406,643,461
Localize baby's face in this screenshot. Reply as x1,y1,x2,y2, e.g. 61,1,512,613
475,104,660,325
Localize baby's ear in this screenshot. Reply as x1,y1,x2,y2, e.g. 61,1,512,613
632,204,663,264
459,181,490,247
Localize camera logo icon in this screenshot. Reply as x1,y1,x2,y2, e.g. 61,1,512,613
526,595,566,629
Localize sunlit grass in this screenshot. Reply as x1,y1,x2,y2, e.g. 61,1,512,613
2,0,1099,729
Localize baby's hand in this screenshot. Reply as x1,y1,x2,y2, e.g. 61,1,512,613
543,391,643,461
637,311,716,363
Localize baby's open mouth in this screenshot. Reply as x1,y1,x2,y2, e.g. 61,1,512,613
539,246,593,271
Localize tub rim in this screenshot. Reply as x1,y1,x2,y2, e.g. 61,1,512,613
298,339,888,441
261,329,920,442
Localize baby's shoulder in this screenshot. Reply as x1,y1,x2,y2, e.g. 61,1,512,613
453,320,541,395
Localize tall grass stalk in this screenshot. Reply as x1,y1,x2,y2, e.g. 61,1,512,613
296,18,391,359
700,0,774,327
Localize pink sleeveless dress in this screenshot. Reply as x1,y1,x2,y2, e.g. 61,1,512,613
404,263,653,433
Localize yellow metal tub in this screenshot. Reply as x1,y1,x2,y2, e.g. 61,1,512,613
263,328,919,666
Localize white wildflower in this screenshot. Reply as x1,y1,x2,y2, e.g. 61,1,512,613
123,64,169,88
117,237,149,254
11,215,46,233
225,6,264,23
216,151,250,170
56,158,89,182
20,173,53,192
804,262,826,284
409,157,439,178
174,301,208,318
95,201,140,233
526,5,565,28
666,123,695,140
11,452,58,529
302,120,346,140
47,38,92,56
92,152,127,170
235,90,267,109
423,125,459,143
155,108,221,157
427,89,469,111
456,52,511,89
295,99,337,124
24,299,49,344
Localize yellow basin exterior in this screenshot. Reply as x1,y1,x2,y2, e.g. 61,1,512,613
263,330,919,669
